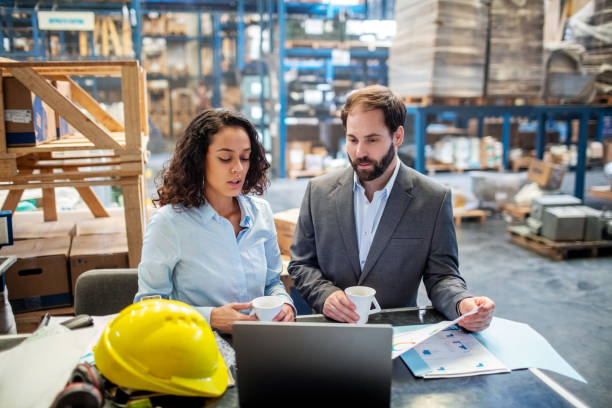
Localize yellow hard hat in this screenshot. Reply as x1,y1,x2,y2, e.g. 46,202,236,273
93,299,228,397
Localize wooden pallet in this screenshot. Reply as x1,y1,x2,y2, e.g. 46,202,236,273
0,61,148,267
453,209,486,227
502,203,531,220
403,95,541,107
287,169,325,179
426,161,503,175
508,226,612,261
588,185,612,201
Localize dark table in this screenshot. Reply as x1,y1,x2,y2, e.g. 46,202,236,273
95,307,573,407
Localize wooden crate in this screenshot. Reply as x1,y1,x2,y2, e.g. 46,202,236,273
508,226,612,261
0,61,149,267
453,209,486,227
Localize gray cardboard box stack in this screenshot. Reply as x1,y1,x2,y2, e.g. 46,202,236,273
541,206,605,242
530,195,582,221
541,207,586,241
488,0,544,96
389,0,487,97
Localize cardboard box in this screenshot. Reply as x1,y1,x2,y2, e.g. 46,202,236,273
75,216,126,236
273,208,300,256
287,142,312,172
12,220,75,240
1,237,72,312
3,77,56,146
541,207,586,241
527,159,566,190
530,195,582,221
69,233,128,293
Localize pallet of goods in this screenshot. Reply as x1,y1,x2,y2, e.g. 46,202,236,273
390,0,488,97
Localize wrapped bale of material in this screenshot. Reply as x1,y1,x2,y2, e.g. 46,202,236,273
389,0,488,97
567,0,612,93
487,0,544,96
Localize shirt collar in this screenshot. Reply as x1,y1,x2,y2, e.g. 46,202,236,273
199,194,252,228
353,158,401,199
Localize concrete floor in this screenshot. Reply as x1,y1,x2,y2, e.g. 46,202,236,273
145,155,612,407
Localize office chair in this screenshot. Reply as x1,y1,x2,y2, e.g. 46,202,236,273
74,269,138,316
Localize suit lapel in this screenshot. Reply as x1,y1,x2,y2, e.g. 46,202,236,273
334,168,361,280
359,164,414,284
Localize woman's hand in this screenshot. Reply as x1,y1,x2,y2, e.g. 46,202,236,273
210,302,256,333
273,303,295,322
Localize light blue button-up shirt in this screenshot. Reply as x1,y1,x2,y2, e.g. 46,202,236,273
135,194,293,323
353,159,400,271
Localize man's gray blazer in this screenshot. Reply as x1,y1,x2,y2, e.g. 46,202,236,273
288,162,471,319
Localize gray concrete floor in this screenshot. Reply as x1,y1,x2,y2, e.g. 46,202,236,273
146,155,611,407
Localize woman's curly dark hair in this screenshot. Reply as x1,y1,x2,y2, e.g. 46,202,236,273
154,108,270,208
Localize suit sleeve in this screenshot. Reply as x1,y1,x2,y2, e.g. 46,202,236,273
288,181,340,313
422,189,472,319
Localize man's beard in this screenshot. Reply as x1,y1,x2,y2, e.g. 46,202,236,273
350,143,396,182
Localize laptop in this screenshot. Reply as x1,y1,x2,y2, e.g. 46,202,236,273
232,321,393,408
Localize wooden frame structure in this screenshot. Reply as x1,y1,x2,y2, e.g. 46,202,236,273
0,61,148,267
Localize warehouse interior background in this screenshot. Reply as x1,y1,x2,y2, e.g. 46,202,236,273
0,1,611,407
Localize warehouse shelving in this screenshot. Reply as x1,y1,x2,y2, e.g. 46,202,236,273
277,0,395,177
406,104,612,199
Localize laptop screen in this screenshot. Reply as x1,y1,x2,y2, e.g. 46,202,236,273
233,321,393,407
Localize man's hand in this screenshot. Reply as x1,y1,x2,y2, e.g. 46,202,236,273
457,296,495,332
273,303,295,322
210,302,257,333
322,290,360,323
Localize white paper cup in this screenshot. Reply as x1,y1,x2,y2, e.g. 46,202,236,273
345,286,381,324
252,296,284,322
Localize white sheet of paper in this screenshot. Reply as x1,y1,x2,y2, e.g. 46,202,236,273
0,326,101,408
391,306,480,359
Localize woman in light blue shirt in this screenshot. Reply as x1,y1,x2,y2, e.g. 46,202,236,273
135,109,295,333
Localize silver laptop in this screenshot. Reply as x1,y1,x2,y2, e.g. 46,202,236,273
233,321,393,407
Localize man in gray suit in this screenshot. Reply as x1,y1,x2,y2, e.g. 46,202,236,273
288,85,494,331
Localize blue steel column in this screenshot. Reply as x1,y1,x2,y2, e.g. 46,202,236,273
278,0,287,178
212,14,222,108
502,113,510,170
237,0,245,71
197,12,203,78
477,116,484,139
536,111,546,159
31,11,40,58
595,111,603,143
565,118,573,146
414,109,427,174
59,31,66,56
575,111,589,200
0,12,4,54
131,0,141,60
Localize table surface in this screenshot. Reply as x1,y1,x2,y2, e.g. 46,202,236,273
200,307,573,408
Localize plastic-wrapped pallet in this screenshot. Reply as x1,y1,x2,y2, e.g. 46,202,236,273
487,0,544,96
389,0,488,97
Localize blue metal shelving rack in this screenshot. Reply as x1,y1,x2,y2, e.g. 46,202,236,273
406,104,612,200
277,0,393,177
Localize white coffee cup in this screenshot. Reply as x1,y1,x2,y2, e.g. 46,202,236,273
252,296,284,322
345,286,381,324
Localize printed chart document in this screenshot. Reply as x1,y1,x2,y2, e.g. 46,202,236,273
401,326,510,378
394,317,585,382
391,306,480,359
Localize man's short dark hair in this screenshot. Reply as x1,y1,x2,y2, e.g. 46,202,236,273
340,85,406,135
